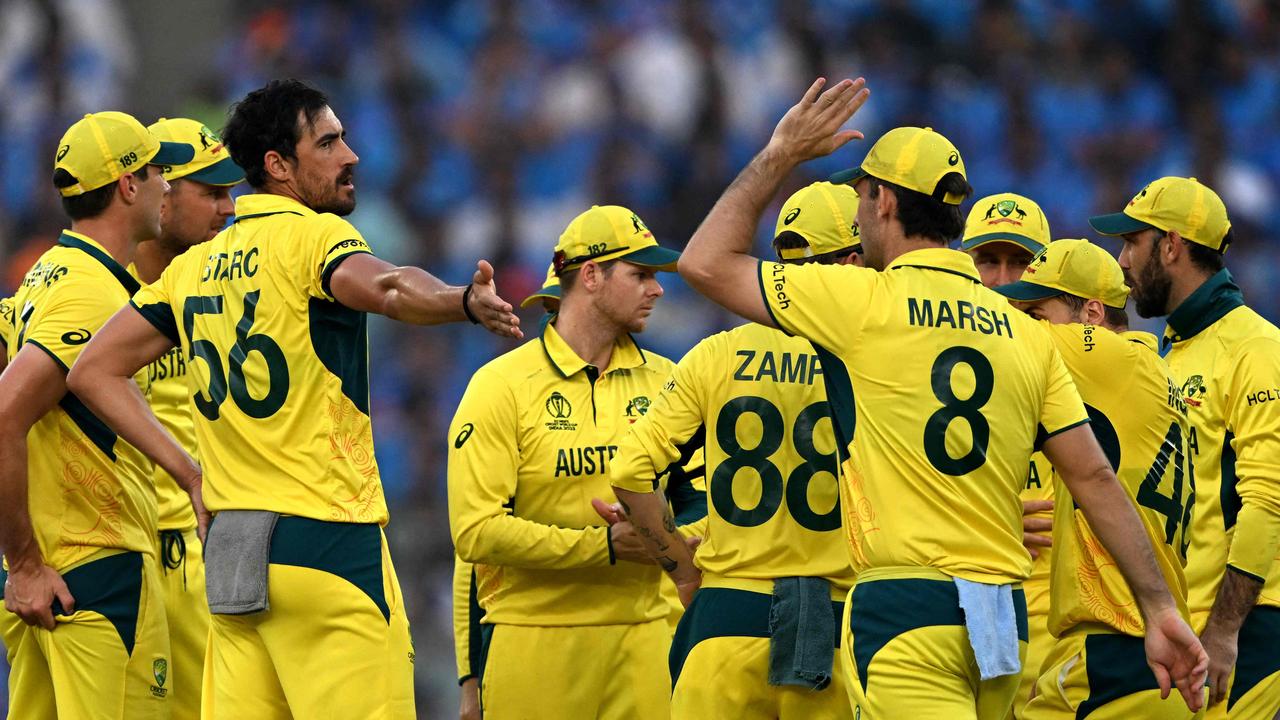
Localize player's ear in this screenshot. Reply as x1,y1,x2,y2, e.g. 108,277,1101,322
1161,230,1185,267
262,150,292,184
116,172,140,205
1082,299,1105,326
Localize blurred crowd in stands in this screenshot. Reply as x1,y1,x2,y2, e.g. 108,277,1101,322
4,0,1280,712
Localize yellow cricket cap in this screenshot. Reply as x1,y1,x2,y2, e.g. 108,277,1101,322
961,192,1050,253
828,126,968,205
147,118,244,186
520,263,562,309
53,111,195,197
553,205,680,275
773,181,860,260
1089,176,1232,252
995,238,1129,309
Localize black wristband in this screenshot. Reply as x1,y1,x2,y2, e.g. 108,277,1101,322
606,527,617,565
461,283,481,325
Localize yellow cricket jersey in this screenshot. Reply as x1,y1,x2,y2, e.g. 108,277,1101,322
1162,270,1280,625
130,194,387,524
612,321,853,596
453,556,482,683
447,321,687,626
1022,452,1055,620
1041,323,1191,636
7,231,156,570
758,249,1089,584
0,296,14,351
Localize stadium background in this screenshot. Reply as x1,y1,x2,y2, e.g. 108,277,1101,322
3,0,1280,714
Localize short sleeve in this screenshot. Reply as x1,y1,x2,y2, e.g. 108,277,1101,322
757,261,874,351
23,277,120,371
1037,340,1090,443
130,275,180,345
304,215,374,301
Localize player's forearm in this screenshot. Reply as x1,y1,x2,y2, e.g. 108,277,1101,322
679,146,794,299
1069,463,1176,619
453,514,611,569
373,265,467,326
613,487,699,585
1204,567,1263,638
0,430,41,569
71,372,199,489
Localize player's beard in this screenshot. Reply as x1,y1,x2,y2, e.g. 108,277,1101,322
1129,244,1173,318
302,167,357,216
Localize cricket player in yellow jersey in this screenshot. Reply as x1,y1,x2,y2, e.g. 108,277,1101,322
996,239,1196,719
612,180,860,720
448,205,702,719
962,192,1057,718
0,111,195,719
0,296,13,371
665,76,1208,718
129,116,244,720
65,80,522,720
1093,177,1280,719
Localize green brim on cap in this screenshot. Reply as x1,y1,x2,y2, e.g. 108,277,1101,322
1088,212,1155,237
618,245,682,270
993,281,1063,303
151,141,195,166
960,233,1044,254
828,167,868,186
180,157,245,186
520,286,562,309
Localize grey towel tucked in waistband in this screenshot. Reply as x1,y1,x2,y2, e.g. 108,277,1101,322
768,576,834,690
954,577,1021,681
204,510,280,615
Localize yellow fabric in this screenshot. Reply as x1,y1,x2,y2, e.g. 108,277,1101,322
0,295,14,350
453,556,478,682
130,193,386,523
1015,239,1130,309
520,263,561,308
4,553,171,720
447,321,680,626
8,231,156,571
478,619,671,719
613,322,854,591
774,181,861,258
846,126,967,204
147,118,242,184
839,576,1026,719
1114,176,1231,251
1043,324,1191,637
963,193,1051,252
553,205,677,272
1197,668,1280,720
200,532,414,719
160,528,209,720
53,111,183,196
1021,631,1196,720
672,633,856,719
759,249,1089,584
146,345,199,529
1013,452,1055,719
1165,306,1280,624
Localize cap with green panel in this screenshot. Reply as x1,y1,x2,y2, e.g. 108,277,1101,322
1089,176,1232,253
148,118,245,186
53,112,195,197
961,193,1051,253
521,263,561,309
829,126,968,205
552,205,680,275
774,181,861,259
995,238,1129,309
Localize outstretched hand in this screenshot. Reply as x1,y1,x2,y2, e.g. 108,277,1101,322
468,260,523,340
1145,607,1209,712
767,77,870,164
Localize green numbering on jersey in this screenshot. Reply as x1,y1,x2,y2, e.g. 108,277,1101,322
710,396,840,531
924,346,994,476
1136,421,1195,559
182,290,290,421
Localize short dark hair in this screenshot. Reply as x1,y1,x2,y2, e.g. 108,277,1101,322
1104,304,1130,329
772,231,858,265
222,79,330,189
868,173,971,243
558,259,617,293
1185,236,1226,274
1059,293,1087,315
56,164,150,220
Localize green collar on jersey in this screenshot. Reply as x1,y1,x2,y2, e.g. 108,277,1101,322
1162,268,1244,349
540,319,647,379
57,230,141,295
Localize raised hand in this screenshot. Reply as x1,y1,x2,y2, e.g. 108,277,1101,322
468,260,523,340
766,77,870,164
1144,606,1209,712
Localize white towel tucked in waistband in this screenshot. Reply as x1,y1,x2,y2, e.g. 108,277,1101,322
954,577,1021,681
